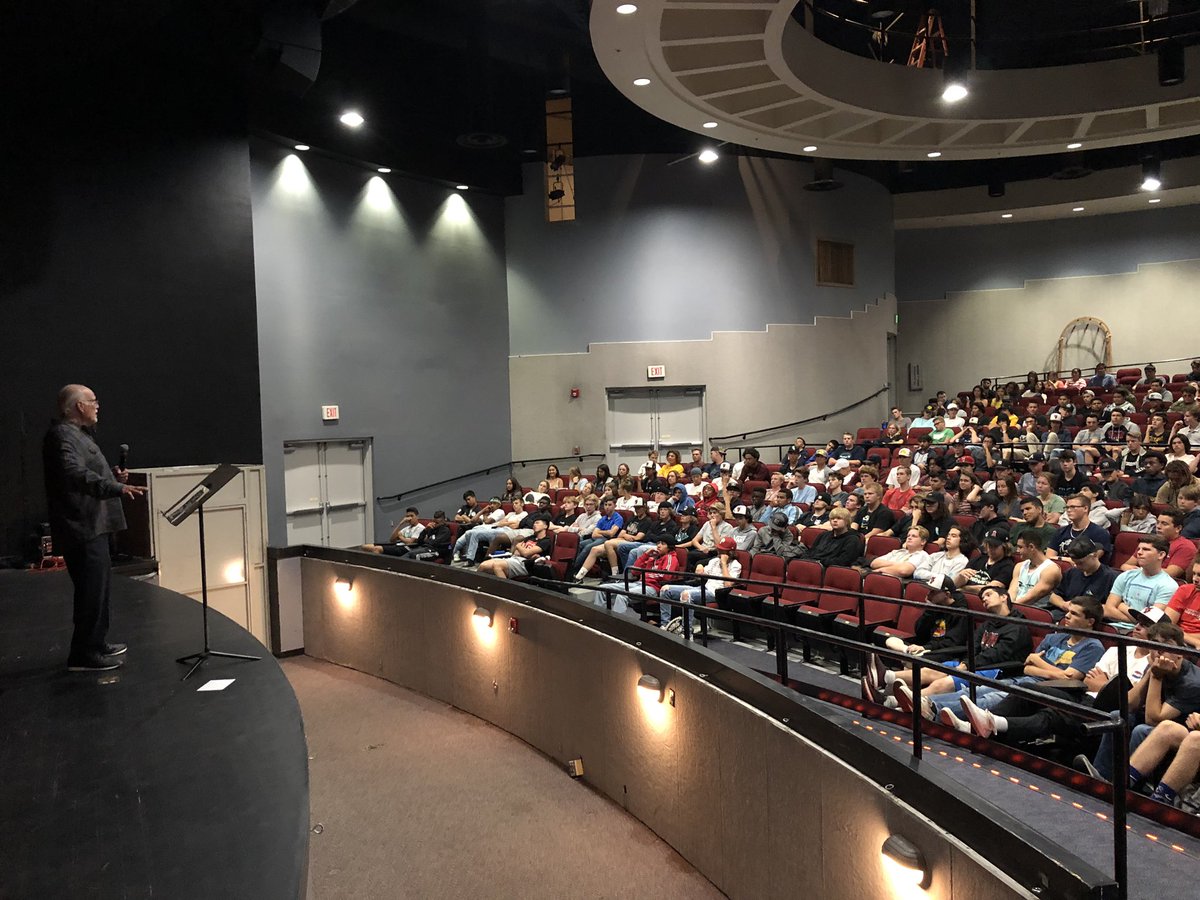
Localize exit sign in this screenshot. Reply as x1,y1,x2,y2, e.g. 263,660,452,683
647,365,666,380
321,405,340,421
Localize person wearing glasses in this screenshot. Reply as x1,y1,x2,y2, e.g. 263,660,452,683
43,385,147,672
1046,494,1113,559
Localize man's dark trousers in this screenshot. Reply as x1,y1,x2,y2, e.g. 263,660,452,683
63,535,112,655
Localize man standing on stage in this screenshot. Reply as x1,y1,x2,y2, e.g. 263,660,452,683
43,384,146,671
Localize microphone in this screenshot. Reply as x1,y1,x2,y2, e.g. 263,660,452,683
119,443,130,470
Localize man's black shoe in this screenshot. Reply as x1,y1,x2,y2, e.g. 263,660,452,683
102,642,128,656
67,653,122,672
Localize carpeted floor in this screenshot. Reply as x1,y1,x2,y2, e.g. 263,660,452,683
283,657,724,900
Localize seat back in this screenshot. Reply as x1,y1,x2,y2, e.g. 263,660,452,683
782,559,823,605
866,534,900,559
1110,530,1141,568
819,565,863,614
857,427,881,443
801,526,824,547
1020,605,1056,647
866,447,892,468
861,573,903,625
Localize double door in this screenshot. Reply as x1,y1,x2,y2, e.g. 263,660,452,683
283,439,373,548
606,387,706,472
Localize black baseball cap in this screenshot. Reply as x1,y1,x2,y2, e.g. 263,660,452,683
1066,537,1101,560
982,527,1008,546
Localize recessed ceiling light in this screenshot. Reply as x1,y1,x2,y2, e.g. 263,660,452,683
339,110,365,128
616,3,638,13
1001,213,1013,219
941,83,968,102
698,149,719,164
1072,206,1085,212
456,185,469,191
377,167,391,174
926,151,942,158
633,77,651,86
803,145,818,153
294,144,310,151
1149,197,1161,203
1067,142,1082,150
702,121,718,129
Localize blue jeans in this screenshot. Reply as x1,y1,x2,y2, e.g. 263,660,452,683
1093,720,1151,782
455,527,499,561
931,676,1041,714
574,537,608,570
659,583,707,628
598,582,657,617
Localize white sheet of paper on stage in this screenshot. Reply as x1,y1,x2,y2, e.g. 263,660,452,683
197,679,235,692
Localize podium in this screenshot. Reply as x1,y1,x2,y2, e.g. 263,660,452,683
163,464,261,681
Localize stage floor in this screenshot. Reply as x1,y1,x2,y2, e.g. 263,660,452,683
0,570,309,900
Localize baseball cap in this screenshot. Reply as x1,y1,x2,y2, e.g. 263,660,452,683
968,416,979,425
1030,452,1046,462
719,462,732,471
982,526,1008,546
489,497,502,504
947,402,959,409
958,454,975,465
924,491,945,503
647,501,660,512
897,447,912,457
1099,459,1117,473
929,574,957,593
1130,606,1168,627
1147,392,1163,401
771,511,789,528
1066,537,1101,560
716,536,737,551
813,449,827,457
733,504,749,517
1050,412,1062,420
786,446,800,454
657,534,676,548
633,498,647,507
690,467,703,475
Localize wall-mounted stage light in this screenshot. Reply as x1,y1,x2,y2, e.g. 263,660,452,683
334,576,353,596
1141,158,1162,192
473,606,493,627
637,674,664,702
881,834,930,889
339,110,365,128
698,148,719,164
548,182,566,201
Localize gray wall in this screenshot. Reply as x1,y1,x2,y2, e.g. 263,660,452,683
896,204,1200,300
507,155,895,355
250,141,512,542
299,558,1036,900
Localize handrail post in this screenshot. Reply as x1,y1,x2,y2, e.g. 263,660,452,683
1112,647,1130,900
911,660,924,760
857,592,867,678
965,607,978,703
776,624,788,683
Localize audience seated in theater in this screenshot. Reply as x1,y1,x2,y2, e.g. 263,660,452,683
704,446,727,479
1052,454,1087,498
710,461,737,496
667,484,695,515
832,431,865,468
545,465,564,491
1177,486,1200,539
1007,530,1062,612
1166,559,1200,649
1115,494,1156,533
1032,473,1065,525
615,536,681,615
1072,413,1106,467
1048,538,1119,619
912,434,934,470
1010,497,1057,551
478,518,553,580
488,496,554,555
882,463,916,512
657,537,741,631
798,507,862,567
728,505,757,551
914,525,973,585
1172,409,1200,447
1105,534,1178,630
872,586,1031,709
501,477,524,502
953,611,1171,750
1098,409,1141,460
764,489,800,526
452,497,530,564
1017,453,1046,498
824,473,848,508
778,445,804,476
522,481,552,505
743,486,768,522
922,596,1105,721
1077,483,1114,528
885,406,912,433
731,447,768,483
1119,507,1196,580
993,474,1022,522
867,526,931,577
595,499,653,572
363,506,424,556
1166,434,1198,474
884,447,920,488
956,526,1015,593
855,483,895,538
1098,460,1133,503
1057,367,1087,390
754,511,804,558
1156,460,1195,511
571,497,625,579
1046,494,1113,559
1103,387,1137,419
1119,433,1149,476
787,470,818,506
676,503,734,570
656,450,684,480
682,467,707,498
621,502,677,570
1170,382,1200,416
946,469,981,515
799,496,832,529
1128,452,1167,497
454,490,482,525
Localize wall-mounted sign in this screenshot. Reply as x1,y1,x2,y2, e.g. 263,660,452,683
647,365,666,380
321,405,340,421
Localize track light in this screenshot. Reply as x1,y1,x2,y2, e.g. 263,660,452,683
548,182,566,201
941,50,969,102
549,151,568,171
881,834,929,888
1141,158,1162,192
339,110,364,128
698,148,719,164
942,81,967,102
868,1,896,20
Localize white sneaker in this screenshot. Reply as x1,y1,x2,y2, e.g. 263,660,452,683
959,696,996,739
938,708,971,733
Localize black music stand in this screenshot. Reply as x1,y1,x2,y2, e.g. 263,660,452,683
163,464,261,681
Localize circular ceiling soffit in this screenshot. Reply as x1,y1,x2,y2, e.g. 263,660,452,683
591,1,1200,161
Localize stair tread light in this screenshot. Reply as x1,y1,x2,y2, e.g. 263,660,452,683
1001,213,1013,218
1149,197,1162,203
339,110,365,128
803,145,818,152
294,144,310,151
881,834,929,888
702,121,718,129
698,148,719,164
377,167,391,174
1067,142,1082,150
926,151,942,158
637,673,664,702
1073,206,1085,212
456,184,469,191
633,77,651,86
616,3,638,13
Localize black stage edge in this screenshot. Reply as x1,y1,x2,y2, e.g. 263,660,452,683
0,571,309,900
278,545,1118,900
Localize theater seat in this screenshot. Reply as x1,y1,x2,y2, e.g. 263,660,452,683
1110,531,1141,568
866,534,900,560
548,531,578,580
875,581,931,645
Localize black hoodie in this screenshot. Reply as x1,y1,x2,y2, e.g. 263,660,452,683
913,594,972,652
972,608,1033,667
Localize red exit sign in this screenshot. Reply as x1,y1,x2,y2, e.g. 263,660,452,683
647,365,666,380
321,405,340,421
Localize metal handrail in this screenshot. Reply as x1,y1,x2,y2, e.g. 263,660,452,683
558,568,1166,900
708,385,891,444
377,453,605,504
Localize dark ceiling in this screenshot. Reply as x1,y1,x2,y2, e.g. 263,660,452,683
7,0,1200,197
